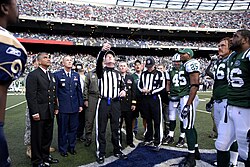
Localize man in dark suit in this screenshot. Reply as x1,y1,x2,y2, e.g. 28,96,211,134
26,52,59,167
54,56,83,157
118,61,136,148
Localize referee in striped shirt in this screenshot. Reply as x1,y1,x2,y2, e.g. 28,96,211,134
138,57,165,151
95,43,127,164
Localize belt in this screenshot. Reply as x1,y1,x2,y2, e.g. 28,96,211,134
99,96,120,102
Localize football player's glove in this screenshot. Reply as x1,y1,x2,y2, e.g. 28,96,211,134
205,102,213,112
181,105,190,119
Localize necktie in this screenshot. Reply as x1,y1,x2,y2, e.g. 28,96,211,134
46,71,50,80
67,73,70,78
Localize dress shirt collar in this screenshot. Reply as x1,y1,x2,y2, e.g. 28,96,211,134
39,66,48,74
64,69,71,77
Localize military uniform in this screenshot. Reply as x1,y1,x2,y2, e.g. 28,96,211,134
83,69,99,144
26,68,58,166
131,72,142,119
54,69,83,155
120,74,136,146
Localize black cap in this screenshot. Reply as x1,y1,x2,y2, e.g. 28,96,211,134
104,50,116,57
145,57,155,68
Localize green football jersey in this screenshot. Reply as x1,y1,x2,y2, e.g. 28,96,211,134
227,49,250,108
179,59,201,97
212,57,229,100
166,66,181,97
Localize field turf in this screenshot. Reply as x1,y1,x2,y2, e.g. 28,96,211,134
5,91,214,167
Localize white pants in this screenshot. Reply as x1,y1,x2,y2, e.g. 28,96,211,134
168,100,181,121
180,95,199,129
215,105,250,160
214,99,227,130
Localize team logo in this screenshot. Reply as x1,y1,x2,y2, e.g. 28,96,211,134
6,47,21,57
80,145,243,167
234,60,241,67
147,60,151,65
127,79,132,84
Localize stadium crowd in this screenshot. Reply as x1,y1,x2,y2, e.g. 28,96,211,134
18,0,249,29
23,51,210,75
14,32,218,48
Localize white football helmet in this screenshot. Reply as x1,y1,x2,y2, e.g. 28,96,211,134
172,53,181,62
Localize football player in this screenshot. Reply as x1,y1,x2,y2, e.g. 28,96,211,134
206,37,238,166
0,0,27,166
163,53,186,147
178,49,200,167
215,29,250,167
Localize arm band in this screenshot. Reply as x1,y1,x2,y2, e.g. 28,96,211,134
191,84,199,88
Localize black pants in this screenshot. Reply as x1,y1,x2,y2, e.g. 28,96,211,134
120,109,134,145
95,98,121,157
142,95,163,146
31,119,53,165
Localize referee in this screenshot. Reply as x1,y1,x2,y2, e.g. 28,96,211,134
95,43,127,164
138,57,165,151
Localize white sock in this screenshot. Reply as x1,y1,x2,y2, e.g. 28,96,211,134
168,131,174,137
230,151,238,166
180,133,185,138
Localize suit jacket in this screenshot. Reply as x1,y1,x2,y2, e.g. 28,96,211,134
26,67,58,120
54,69,83,113
120,74,136,111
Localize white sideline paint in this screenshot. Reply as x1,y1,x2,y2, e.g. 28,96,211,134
6,101,26,111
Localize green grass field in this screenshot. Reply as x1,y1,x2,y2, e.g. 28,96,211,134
5,91,214,167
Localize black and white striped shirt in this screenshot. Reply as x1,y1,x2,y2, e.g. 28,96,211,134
138,69,165,95
96,51,125,98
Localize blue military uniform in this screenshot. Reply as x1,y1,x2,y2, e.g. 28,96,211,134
54,69,83,154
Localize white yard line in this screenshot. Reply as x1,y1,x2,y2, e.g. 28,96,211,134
197,109,211,114
6,101,26,111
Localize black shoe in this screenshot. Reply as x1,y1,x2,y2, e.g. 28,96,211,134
152,145,160,152
195,148,201,160
33,163,46,167
139,140,153,146
69,149,77,155
85,139,92,147
45,157,59,164
180,153,196,167
176,137,185,148
114,152,128,160
162,136,174,145
96,156,105,164
60,152,68,157
77,136,86,142
44,162,50,167
128,143,135,148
